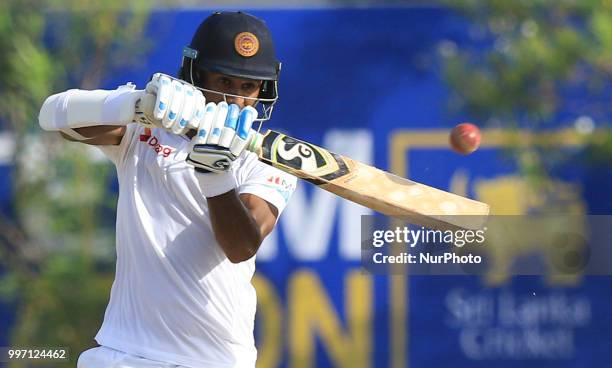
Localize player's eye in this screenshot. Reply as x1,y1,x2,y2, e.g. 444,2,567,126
219,77,232,87
242,83,257,92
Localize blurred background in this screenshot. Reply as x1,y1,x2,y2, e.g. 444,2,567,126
1,0,612,367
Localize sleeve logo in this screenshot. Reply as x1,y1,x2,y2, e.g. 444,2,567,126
266,175,296,203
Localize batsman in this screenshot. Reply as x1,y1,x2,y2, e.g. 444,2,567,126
38,11,296,368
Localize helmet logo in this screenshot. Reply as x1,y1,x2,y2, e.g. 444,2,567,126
234,32,259,57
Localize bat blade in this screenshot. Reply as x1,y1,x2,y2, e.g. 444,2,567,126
248,130,489,230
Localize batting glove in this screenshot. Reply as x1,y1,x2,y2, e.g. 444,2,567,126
187,103,258,197
139,73,207,134
187,102,257,172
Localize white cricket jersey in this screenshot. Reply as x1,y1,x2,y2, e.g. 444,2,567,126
94,124,296,368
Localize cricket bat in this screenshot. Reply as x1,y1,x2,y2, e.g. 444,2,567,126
136,94,489,230
247,130,489,230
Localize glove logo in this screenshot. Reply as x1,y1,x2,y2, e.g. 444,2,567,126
234,32,259,57
213,159,231,170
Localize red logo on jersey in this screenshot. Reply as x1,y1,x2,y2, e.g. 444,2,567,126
266,175,295,190
139,128,152,142
266,175,295,203
139,128,175,158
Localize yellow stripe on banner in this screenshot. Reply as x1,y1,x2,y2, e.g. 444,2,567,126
389,134,409,368
289,269,373,368
253,274,282,368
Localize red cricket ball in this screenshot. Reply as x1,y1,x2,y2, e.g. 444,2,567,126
450,123,481,155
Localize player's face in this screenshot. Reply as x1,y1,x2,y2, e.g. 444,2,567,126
198,71,262,109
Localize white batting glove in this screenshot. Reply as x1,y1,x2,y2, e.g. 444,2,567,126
187,103,258,173
187,103,258,198
140,73,206,134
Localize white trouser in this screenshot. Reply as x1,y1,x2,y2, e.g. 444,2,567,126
77,346,188,368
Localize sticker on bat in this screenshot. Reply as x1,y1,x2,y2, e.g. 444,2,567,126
260,131,351,183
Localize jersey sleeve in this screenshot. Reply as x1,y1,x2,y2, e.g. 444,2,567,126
96,123,139,166
237,153,297,216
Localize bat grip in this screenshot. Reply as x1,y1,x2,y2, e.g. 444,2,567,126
246,131,264,153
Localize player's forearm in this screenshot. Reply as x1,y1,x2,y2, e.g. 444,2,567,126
207,190,263,263
59,126,126,146
71,125,124,138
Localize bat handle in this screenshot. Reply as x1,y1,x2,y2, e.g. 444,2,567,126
246,130,264,153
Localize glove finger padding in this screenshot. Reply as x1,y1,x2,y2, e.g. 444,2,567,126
162,80,185,130
194,102,218,144
145,73,173,121
144,73,206,132
218,104,240,148
229,106,257,157
171,85,197,135
206,102,228,145
188,90,207,130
